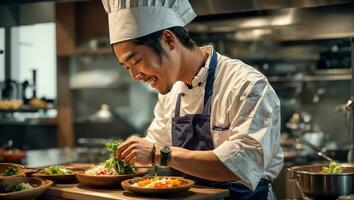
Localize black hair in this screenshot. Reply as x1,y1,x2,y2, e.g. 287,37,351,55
132,26,196,55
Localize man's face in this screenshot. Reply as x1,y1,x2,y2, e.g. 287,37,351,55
112,38,180,94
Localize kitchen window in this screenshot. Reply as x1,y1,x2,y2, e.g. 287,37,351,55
11,22,56,99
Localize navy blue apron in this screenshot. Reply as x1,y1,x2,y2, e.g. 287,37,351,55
171,49,270,200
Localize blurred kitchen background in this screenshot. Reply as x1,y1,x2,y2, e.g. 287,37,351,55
0,0,354,199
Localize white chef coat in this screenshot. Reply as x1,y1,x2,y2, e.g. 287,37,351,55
145,45,284,192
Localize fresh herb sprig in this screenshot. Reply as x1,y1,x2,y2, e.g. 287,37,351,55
105,140,136,175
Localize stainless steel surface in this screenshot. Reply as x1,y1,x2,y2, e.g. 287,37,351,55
351,37,354,163
188,4,354,41
190,0,354,16
288,164,354,199
269,74,352,83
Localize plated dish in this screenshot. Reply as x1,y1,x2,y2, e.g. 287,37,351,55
0,163,25,177
121,176,194,194
0,176,53,200
32,166,77,183
75,140,147,188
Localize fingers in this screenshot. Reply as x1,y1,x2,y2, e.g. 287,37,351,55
123,151,137,164
116,137,136,159
120,143,136,158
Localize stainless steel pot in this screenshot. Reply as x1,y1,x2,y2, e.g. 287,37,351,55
288,164,354,199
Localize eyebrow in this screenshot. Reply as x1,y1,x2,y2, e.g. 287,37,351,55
119,51,137,66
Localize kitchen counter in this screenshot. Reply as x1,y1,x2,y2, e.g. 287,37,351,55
39,183,229,200
24,148,229,199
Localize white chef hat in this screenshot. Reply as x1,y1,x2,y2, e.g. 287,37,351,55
101,0,196,44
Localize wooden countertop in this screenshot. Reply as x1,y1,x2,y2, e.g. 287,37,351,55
40,183,229,200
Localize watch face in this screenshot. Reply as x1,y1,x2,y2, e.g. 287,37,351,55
161,146,170,153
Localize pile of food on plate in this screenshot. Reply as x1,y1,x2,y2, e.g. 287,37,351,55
42,166,72,175
84,140,136,175
133,176,184,189
0,182,33,193
1,166,20,176
0,100,22,110
321,161,343,174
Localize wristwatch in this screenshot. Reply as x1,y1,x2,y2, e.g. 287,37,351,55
160,145,171,166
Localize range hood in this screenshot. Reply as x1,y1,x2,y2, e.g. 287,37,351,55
190,0,354,16
188,1,354,41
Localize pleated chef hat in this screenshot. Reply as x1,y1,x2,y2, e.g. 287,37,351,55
101,0,196,44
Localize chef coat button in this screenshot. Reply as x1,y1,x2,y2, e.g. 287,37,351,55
198,82,202,87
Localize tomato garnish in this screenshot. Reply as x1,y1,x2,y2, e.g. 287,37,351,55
154,182,167,188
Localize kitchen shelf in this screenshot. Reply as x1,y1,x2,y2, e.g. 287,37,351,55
70,84,130,90
74,47,113,55
268,74,351,82
0,118,57,126
0,107,55,113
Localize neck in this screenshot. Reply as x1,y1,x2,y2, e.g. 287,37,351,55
179,47,208,85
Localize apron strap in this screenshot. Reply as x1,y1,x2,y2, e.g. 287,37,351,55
204,49,217,106
174,93,184,117
174,48,218,118
202,96,212,115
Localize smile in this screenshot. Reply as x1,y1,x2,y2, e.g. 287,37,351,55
146,77,157,87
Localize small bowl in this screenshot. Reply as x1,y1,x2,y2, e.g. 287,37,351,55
75,169,148,188
3,150,26,163
32,171,78,184
0,176,53,200
0,163,25,177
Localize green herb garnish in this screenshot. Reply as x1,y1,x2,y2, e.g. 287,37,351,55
43,166,72,175
105,140,136,175
2,167,19,176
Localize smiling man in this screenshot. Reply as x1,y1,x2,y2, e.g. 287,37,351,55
102,0,283,199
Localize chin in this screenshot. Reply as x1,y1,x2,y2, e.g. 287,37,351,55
158,84,173,95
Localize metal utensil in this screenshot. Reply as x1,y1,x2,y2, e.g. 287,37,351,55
297,137,336,162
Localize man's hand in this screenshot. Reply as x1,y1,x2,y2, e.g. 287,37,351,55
116,135,154,165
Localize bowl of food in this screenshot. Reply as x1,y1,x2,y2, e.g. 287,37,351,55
75,140,148,188
0,163,25,177
0,176,53,200
121,176,194,194
2,150,26,163
32,165,77,183
76,165,148,188
288,161,354,199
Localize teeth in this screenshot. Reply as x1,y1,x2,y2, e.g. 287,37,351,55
147,77,157,87
135,73,144,80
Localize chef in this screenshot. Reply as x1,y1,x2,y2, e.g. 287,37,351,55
101,0,283,199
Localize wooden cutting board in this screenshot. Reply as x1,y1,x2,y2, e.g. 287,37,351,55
39,183,229,200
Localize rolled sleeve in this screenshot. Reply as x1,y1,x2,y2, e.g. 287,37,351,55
213,138,263,190
213,77,281,190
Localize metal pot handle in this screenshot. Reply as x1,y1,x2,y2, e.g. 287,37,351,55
287,167,299,179
287,167,306,199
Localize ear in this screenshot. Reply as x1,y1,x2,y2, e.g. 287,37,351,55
161,29,176,51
